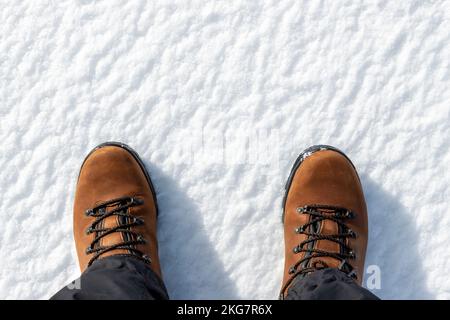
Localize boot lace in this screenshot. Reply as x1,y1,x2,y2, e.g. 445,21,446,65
281,204,357,296
84,196,150,267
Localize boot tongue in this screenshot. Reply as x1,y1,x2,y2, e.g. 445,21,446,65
308,210,342,269
96,205,131,258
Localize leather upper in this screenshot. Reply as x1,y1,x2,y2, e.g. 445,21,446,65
282,149,368,296
73,145,162,278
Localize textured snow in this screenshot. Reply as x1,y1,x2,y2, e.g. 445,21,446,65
0,0,449,300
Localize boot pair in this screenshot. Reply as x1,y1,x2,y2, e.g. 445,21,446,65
73,142,368,298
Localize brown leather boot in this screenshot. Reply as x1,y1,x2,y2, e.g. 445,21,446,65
73,142,163,278
280,145,368,299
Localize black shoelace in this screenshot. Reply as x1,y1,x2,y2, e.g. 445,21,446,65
84,196,150,267
281,204,357,297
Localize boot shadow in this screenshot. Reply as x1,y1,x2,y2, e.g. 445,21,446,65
143,163,239,299
361,175,432,299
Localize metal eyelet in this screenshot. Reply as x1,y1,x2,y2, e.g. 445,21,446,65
295,226,304,234
288,267,296,274
142,254,152,264
293,246,300,254
296,207,307,214
346,210,355,219
349,251,356,259
85,209,94,216
348,229,357,238
130,197,144,206
348,270,358,279
85,246,93,254
135,218,144,225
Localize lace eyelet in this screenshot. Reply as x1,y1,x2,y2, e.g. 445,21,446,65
348,229,357,238
130,197,144,206
296,207,307,214
85,209,94,216
295,226,304,234
288,267,296,274
346,210,355,219
142,254,152,264
135,217,144,225
293,246,300,254
137,235,146,243
85,246,93,254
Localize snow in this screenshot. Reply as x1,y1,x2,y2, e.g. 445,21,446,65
0,0,449,300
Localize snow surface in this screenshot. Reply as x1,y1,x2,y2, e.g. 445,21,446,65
0,0,449,300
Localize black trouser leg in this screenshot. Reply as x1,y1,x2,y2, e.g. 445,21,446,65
284,268,379,300
51,256,169,300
